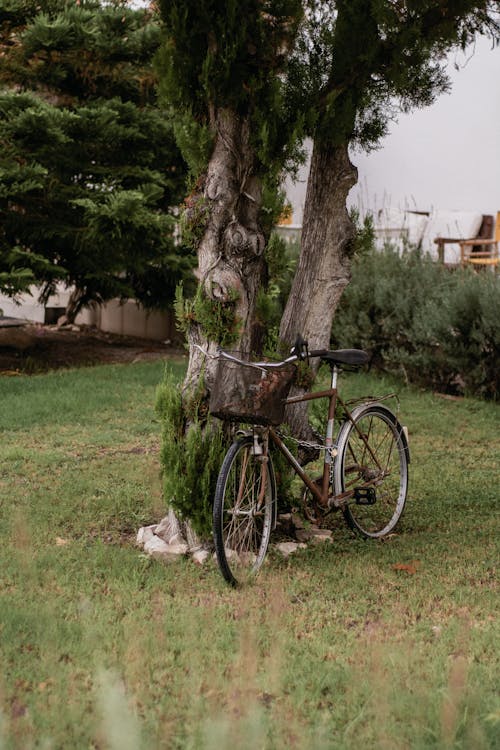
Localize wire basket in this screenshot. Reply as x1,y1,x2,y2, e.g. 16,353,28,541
209,356,296,425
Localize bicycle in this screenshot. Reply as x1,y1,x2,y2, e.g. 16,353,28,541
208,337,410,586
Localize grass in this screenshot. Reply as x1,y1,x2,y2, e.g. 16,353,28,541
0,361,498,749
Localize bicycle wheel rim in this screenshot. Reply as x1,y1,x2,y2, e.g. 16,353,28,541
337,406,408,538
213,438,274,586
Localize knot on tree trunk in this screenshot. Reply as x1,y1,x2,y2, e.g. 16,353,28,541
224,220,264,258
205,173,232,202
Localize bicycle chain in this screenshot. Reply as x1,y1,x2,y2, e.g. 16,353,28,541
274,427,333,453
273,393,401,452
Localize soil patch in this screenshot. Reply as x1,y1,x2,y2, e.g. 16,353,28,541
0,324,186,374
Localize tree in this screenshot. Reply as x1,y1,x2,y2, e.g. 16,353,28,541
153,0,304,536
157,0,304,394
278,0,500,436
157,1,499,536
0,0,190,321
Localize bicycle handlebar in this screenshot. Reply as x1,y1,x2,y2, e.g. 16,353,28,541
218,334,326,370
217,349,298,370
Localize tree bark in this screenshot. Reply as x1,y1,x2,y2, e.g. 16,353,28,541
279,140,358,441
160,108,268,551
60,287,86,326
183,108,267,401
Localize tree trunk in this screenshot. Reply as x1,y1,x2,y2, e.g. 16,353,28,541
279,140,358,441
183,108,267,400
60,287,86,326
158,107,268,551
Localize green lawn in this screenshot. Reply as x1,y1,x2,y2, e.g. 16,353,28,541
0,361,498,749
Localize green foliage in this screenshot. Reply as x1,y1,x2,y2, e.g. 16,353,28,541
173,282,192,337
270,432,297,510
156,371,227,535
1,1,161,103
0,1,191,315
332,246,500,399
256,232,298,353
0,266,34,297
156,0,305,182
174,282,241,347
179,193,211,250
295,360,315,390
171,111,214,179
288,1,500,149
193,287,241,347
349,207,375,258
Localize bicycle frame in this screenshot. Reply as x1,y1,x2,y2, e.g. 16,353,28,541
267,365,383,511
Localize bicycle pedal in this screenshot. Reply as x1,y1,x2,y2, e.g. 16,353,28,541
354,487,376,505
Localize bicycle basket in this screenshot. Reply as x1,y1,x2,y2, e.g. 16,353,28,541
209,356,296,425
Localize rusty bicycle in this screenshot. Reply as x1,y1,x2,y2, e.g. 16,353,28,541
209,337,410,586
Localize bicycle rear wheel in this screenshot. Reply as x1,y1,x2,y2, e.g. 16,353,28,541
213,436,276,586
334,404,409,538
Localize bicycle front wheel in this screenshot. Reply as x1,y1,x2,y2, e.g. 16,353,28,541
334,404,409,538
213,436,276,586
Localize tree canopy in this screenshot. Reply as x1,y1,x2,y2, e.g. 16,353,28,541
0,0,191,316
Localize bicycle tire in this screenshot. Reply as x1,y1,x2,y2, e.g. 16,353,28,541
213,436,276,586
334,403,409,538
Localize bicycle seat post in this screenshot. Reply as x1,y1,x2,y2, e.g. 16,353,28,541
323,365,340,476
330,364,340,390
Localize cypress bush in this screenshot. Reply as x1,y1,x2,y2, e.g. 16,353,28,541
156,371,227,536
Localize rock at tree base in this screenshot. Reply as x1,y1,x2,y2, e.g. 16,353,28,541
136,524,157,546
142,535,189,562
192,548,211,566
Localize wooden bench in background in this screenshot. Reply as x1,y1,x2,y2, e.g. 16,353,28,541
434,213,499,269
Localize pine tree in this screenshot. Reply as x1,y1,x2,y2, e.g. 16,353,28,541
0,0,190,320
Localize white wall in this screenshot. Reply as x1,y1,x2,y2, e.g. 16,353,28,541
285,37,500,223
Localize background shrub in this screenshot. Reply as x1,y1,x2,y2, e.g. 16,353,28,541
332,247,500,399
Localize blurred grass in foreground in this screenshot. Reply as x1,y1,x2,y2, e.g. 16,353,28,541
0,361,498,749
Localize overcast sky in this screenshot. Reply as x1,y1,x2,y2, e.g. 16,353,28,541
286,36,500,222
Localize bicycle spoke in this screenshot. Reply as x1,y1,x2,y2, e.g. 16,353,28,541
336,406,408,538
214,437,274,585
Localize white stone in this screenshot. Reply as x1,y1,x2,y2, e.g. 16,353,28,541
156,528,185,546
295,528,314,543
291,512,306,530
155,511,182,544
143,536,188,561
136,525,157,547
143,536,172,558
275,542,307,557
192,548,211,566
224,547,241,563
185,523,201,551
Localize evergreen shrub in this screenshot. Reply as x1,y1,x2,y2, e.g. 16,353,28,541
332,247,500,399
156,371,227,536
